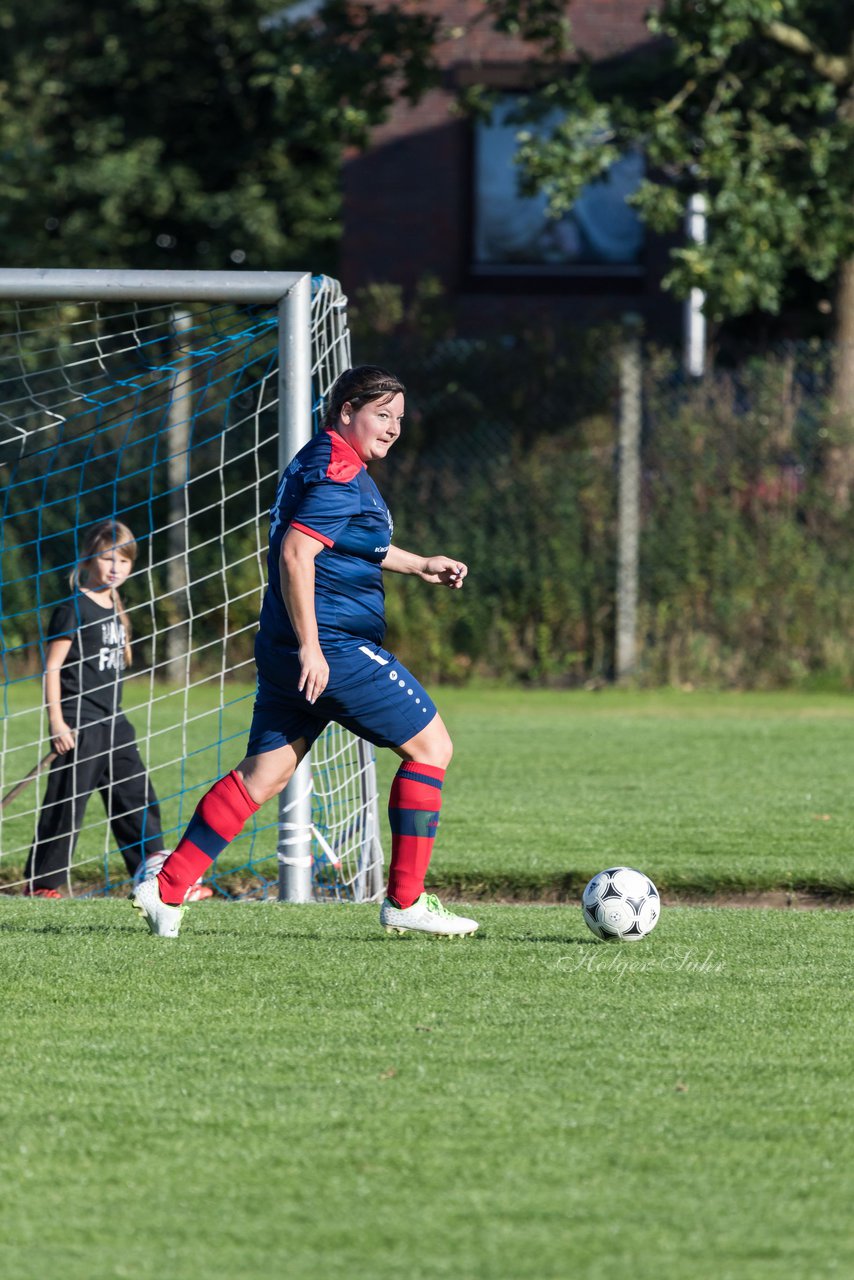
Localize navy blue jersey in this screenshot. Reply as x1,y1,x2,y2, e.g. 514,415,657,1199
257,430,393,658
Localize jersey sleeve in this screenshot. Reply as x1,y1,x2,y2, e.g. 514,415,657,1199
45,600,78,643
289,475,361,548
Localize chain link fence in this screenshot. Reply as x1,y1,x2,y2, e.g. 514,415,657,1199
359,318,854,689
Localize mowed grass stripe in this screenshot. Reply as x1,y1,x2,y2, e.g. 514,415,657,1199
3,686,853,898
405,688,854,898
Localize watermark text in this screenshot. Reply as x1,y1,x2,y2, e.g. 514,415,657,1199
561,946,725,978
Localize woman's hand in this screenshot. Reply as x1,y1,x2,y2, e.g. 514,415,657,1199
420,557,468,589
298,642,329,704
49,722,77,755
381,545,467,587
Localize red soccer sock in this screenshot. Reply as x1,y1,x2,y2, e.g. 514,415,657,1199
386,762,446,909
158,770,260,905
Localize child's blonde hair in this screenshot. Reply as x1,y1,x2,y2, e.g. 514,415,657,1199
71,520,137,668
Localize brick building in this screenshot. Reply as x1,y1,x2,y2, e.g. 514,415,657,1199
341,0,679,338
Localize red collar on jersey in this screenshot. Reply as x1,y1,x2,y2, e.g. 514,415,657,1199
324,428,365,483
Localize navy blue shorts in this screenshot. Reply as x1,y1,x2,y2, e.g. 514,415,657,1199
247,640,438,756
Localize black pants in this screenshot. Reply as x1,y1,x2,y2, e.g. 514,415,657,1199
25,714,164,891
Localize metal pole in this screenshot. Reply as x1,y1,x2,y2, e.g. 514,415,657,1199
683,195,707,377
616,314,643,682
277,274,314,902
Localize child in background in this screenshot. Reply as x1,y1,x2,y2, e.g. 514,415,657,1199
24,519,211,901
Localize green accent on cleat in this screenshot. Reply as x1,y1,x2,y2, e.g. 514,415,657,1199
379,892,479,937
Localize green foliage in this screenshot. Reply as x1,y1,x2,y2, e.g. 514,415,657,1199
351,283,619,683
353,282,854,688
640,345,854,686
382,427,616,684
0,0,439,271
483,0,854,323
483,0,574,59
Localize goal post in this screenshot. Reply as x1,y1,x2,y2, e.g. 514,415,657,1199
276,272,313,904
0,268,384,904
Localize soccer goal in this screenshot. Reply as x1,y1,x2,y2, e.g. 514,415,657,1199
0,269,384,903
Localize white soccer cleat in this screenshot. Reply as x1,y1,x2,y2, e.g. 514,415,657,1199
129,875,185,939
380,892,479,938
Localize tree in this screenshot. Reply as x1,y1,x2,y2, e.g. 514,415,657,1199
0,0,438,272
478,1,854,493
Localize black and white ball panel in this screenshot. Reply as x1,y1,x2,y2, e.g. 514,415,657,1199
581,866,660,941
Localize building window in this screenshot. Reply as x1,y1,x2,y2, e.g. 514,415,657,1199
472,96,645,277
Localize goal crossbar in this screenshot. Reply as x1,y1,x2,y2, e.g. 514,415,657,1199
0,268,310,304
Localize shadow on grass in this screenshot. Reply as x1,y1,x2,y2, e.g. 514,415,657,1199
496,933,598,946
0,919,144,936
0,914,597,947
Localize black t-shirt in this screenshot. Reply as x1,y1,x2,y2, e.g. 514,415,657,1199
47,591,128,724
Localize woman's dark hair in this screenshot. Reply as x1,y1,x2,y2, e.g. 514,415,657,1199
323,366,405,429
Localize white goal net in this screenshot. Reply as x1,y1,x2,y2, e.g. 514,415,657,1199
0,271,384,902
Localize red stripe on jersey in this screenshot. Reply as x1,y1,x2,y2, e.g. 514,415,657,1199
325,429,364,483
290,521,335,547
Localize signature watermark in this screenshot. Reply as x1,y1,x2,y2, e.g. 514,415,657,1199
560,946,725,978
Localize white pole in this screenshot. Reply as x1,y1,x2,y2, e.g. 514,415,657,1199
684,194,707,378
277,274,314,903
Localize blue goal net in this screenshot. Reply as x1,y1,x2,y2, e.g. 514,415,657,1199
0,275,383,902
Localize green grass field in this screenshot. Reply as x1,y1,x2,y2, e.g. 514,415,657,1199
2,688,853,1278
2,899,852,1279
416,687,854,899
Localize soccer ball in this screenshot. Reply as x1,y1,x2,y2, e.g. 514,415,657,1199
581,867,661,942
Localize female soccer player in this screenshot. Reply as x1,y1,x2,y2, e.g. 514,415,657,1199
24,520,208,900
131,366,479,939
